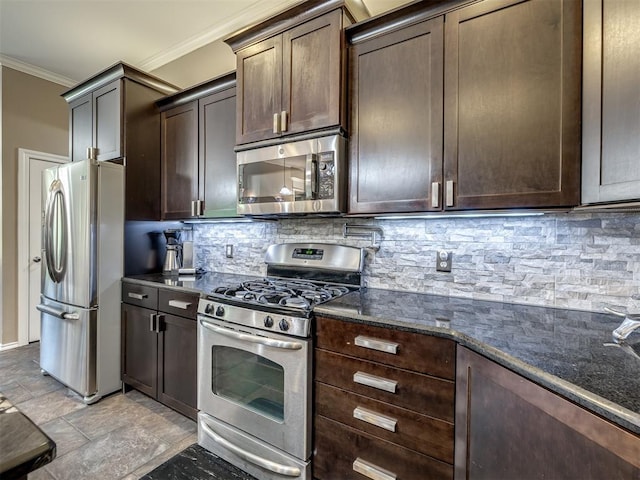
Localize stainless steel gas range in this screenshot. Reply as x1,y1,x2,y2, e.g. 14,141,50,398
197,243,364,479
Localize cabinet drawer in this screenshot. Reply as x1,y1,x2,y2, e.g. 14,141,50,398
122,283,158,310
158,289,199,319
315,382,453,463
314,415,453,480
315,349,454,422
315,316,455,380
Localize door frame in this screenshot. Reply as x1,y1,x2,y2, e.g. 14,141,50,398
17,148,68,346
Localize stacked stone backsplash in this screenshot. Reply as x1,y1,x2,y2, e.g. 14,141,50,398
193,212,640,313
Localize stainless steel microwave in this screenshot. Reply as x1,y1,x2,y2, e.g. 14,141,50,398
237,134,346,216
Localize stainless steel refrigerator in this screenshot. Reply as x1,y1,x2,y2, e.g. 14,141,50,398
37,159,123,404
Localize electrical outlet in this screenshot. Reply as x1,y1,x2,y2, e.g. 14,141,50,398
436,250,452,272
225,244,234,258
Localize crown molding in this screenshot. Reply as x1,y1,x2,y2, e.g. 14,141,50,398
0,55,76,87
139,0,302,72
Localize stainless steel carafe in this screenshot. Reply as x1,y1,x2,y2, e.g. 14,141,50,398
163,229,182,275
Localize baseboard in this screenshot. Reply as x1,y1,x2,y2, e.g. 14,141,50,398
0,342,19,351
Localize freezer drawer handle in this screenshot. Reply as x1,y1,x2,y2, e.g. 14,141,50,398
353,371,397,393
199,319,303,350
36,304,79,320
168,299,191,310
127,292,148,300
353,458,397,480
353,406,397,432
355,335,399,354
199,417,301,477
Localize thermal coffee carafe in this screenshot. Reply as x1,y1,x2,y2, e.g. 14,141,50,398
163,229,182,275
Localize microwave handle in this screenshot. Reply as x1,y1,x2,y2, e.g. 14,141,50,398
305,154,318,200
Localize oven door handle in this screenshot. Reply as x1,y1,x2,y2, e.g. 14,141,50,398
199,418,302,477
199,319,303,350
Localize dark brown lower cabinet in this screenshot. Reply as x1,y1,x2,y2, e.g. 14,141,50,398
455,347,640,479
121,283,198,420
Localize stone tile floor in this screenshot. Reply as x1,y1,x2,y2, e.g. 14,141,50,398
0,342,197,479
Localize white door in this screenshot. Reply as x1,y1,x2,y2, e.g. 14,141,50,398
18,149,69,345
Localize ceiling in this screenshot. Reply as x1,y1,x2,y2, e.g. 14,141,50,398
0,0,413,88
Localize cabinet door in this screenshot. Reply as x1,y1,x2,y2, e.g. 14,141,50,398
199,88,239,217
157,313,197,420
444,0,581,210
583,0,640,204
161,101,198,220
236,35,283,144
121,303,158,398
282,9,343,136
455,347,640,479
93,80,122,161
69,93,93,162
349,18,444,214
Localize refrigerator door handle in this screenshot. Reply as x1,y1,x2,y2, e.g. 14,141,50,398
36,303,80,320
44,179,68,284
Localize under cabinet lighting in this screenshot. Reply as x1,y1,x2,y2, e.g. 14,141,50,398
374,211,547,220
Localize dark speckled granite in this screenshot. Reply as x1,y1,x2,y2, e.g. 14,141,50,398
141,443,257,480
123,272,263,296
315,289,640,435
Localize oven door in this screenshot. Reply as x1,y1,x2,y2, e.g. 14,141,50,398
197,317,312,462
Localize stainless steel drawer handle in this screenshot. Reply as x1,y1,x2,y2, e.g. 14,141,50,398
355,335,399,355
353,458,397,480
127,292,148,300
353,406,397,432
199,319,303,351
353,371,397,394
168,299,191,310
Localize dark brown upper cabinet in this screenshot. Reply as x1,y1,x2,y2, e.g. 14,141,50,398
347,0,581,215
157,73,238,220
63,62,179,220
225,0,365,146
582,0,640,205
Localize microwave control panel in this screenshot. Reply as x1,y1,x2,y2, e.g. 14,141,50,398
318,152,335,200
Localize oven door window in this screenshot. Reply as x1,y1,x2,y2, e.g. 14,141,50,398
211,346,284,422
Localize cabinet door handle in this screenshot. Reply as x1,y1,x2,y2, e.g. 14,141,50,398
149,313,156,332
352,458,396,480
127,292,147,300
353,406,397,432
273,113,280,134
280,110,288,132
355,335,398,355
353,371,397,393
168,300,191,310
431,181,440,208
198,199,204,216
446,180,454,207
155,314,164,333
190,200,197,217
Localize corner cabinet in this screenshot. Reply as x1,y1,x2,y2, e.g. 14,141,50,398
455,347,640,479
582,0,640,205
121,282,198,420
63,62,179,220
226,1,362,146
347,0,581,214
157,73,238,220
313,316,456,479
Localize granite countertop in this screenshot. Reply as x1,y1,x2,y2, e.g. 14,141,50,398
315,288,640,436
0,394,56,479
123,273,640,435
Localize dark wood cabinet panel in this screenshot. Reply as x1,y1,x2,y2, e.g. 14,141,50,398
315,315,455,379
348,17,444,214
583,0,640,204
455,347,640,479
121,303,158,398
161,101,199,220
314,415,453,480
157,313,197,419
315,349,454,423
236,36,283,144
93,80,122,161
69,93,92,162
199,87,238,218
315,382,454,463
443,0,581,209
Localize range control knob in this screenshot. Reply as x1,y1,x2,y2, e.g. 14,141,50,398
215,306,225,317
204,303,214,314
264,316,274,328
278,318,290,331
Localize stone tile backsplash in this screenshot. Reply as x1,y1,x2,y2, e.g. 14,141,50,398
193,212,640,313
